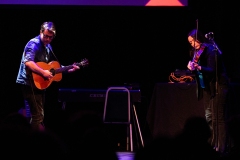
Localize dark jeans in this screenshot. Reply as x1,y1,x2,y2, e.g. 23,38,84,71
203,84,229,153
21,84,45,130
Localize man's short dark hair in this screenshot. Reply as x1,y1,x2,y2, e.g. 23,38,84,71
40,21,56,37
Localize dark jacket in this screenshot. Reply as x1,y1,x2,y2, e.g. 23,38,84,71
191,43,229,100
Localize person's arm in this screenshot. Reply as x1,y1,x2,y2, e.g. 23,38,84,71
68,63,80,72
25,61,53,79
60,64,80,74
199,45,216,73
24,41,53,79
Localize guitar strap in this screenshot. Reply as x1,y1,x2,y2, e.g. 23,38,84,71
47,45,61,64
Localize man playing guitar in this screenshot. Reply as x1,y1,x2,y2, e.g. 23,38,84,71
16,22,80,131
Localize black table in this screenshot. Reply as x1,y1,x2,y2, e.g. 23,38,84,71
146,82,205,138
146,82,240,139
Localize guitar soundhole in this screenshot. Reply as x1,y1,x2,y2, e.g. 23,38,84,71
50,68,56,76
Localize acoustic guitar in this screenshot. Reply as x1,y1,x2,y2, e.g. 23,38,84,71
32,58,89,90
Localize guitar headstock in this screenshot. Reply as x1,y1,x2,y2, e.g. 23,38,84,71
79,58,89,67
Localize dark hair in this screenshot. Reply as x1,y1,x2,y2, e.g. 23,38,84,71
40,21,56,37
188,29,206,44
188,29,207,58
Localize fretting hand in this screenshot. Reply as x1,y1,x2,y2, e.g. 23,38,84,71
68,63,80,73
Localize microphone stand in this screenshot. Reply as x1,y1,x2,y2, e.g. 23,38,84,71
211,39,222,55
208,36,222,151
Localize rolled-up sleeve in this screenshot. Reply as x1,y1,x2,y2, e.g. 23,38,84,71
23,41,37,63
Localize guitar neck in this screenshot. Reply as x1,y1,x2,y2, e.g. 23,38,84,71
54,59,88,74
55,65,74,74
55,61,84,74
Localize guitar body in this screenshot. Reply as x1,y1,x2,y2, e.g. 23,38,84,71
32,61,62,90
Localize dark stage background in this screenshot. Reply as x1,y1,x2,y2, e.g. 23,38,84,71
0,0,239,137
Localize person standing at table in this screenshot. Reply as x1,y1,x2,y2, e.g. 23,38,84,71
187,29,229,155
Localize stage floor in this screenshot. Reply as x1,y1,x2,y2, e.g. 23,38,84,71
116,152,135,160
